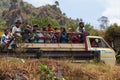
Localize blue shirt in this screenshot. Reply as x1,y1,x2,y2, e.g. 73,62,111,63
1,34,9,44
60,32,67,43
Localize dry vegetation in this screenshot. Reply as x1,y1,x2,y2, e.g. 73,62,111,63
0,57,120,80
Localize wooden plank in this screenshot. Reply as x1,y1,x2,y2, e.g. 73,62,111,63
23,43,86,50
41,48,85,51
44,44,59,48
72,44,85,49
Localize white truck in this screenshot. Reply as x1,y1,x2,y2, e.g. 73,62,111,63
87,36,116,65
23,33,116,65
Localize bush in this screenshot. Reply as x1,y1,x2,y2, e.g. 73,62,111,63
115,50,120,64
37,64,65,80
31,16,60,28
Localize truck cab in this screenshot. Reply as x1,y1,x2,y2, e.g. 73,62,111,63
87,36,116,65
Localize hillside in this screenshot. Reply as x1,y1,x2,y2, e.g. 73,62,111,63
0,57,120,80
0,0,10,15
0,0,76,28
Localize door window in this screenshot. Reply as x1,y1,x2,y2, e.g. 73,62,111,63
90,38,109,48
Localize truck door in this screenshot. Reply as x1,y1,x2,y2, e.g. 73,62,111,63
89,38,116,65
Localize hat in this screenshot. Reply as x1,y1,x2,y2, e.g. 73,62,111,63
26,25,31,28
33,24,38,27
15,20,22,24
68,28,72,30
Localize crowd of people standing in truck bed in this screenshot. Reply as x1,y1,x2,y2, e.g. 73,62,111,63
0,20,88,50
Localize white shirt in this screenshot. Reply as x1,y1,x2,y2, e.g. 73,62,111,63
76,27,85,33
37,33,44,43
12,26,21,36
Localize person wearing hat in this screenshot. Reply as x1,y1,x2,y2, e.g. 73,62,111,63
12,20,22,37
10,20,22,49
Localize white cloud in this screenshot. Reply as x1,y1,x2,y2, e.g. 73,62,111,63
109,18,120,25
101,0,120,25
23,0,56,7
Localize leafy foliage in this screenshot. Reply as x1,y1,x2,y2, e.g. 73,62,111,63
31,16,60,28
115,50,120,64
55,1,59,6
65,20,78,29
104,23,119,45
98,16,109,30
37,64,65,80
85,23,103,36
37,64,54,80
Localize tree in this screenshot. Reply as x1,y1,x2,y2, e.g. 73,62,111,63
63,13,66,16
98,16,109,30
31,16,60,28
55,1,59,6
104,23,119,46
20,1,24,7
65,20,78,29
10,0,17,5
76,18,79,23
79,18,83,22
84,23,103,36
85,24,93,31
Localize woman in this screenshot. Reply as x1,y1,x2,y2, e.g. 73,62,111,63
60,28,67,43
52,28,59,43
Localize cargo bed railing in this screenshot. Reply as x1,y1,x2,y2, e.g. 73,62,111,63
23,31,88,51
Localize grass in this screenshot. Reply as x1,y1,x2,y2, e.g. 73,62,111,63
0,31,3,37
0,57,120,80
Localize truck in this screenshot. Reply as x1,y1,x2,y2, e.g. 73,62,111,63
22,32,116,65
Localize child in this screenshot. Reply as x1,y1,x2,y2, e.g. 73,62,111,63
1,29,10,44
0,29,11,51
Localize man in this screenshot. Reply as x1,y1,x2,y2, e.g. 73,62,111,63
22,25,32,42
12,20,22,37
11,20,22,48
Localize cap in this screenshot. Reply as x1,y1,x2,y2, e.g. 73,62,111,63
15,20,22,24
33,24,38,27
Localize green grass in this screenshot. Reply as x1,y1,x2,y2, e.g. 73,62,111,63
0,31,3,37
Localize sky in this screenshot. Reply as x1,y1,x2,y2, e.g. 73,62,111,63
23,0,120,29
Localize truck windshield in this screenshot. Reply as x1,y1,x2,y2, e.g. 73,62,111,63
90,38,109,48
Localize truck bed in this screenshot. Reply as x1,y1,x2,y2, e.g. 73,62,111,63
23,43,86,51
